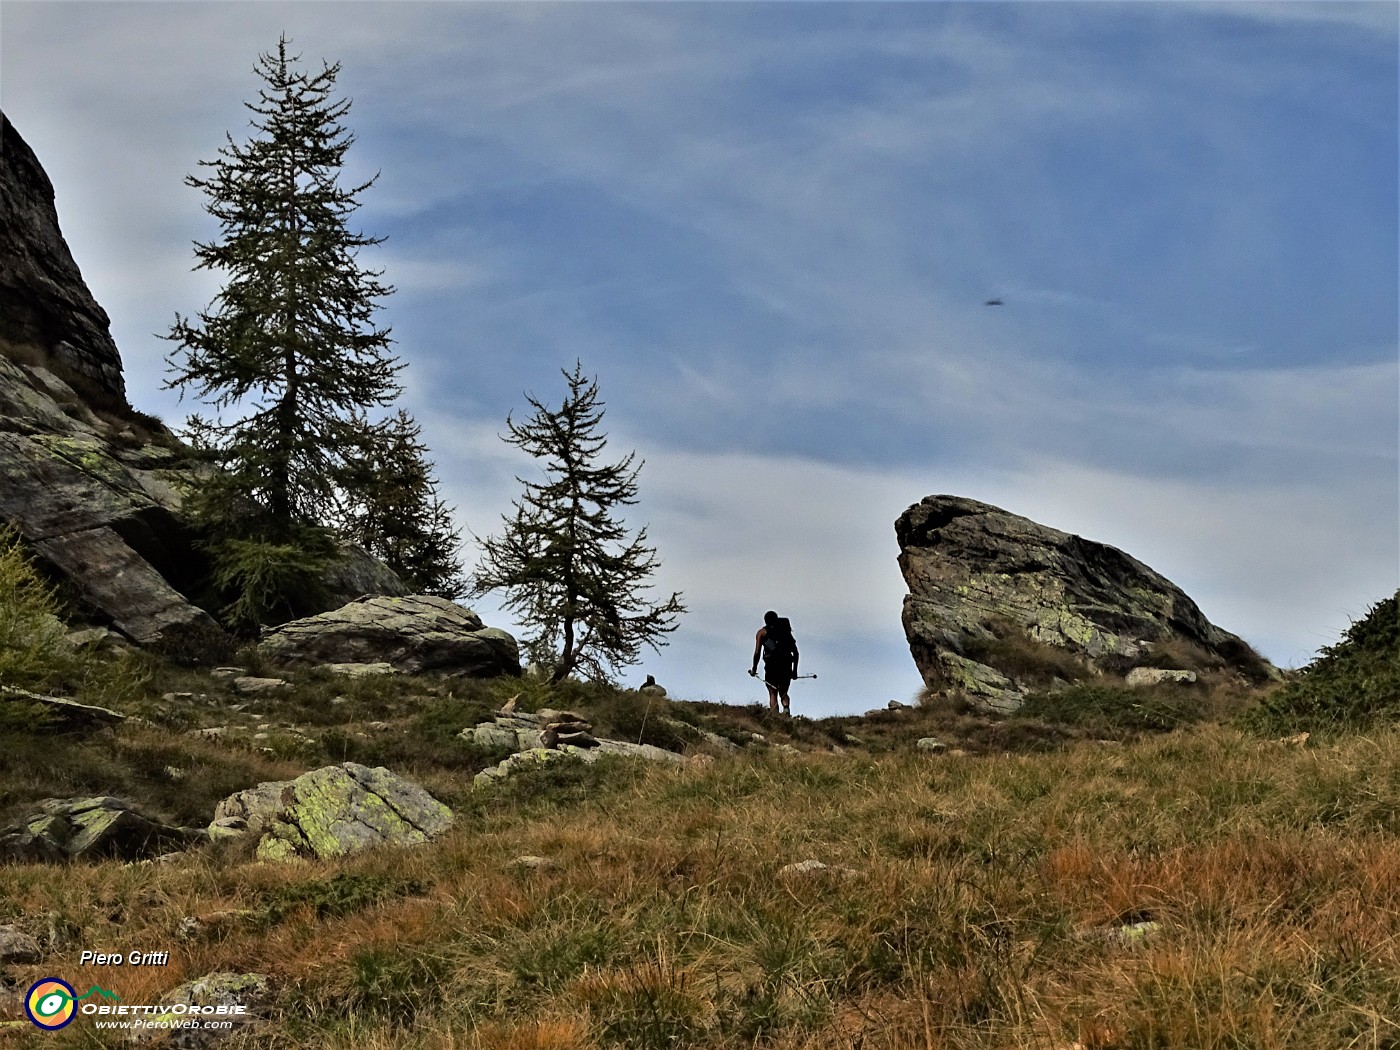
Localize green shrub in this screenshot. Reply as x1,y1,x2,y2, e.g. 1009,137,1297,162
263,871,426,925
0,524,73,690
1243,591,1400,734
1016,683,1206,734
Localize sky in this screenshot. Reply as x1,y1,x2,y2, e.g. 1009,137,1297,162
2,1,1396,717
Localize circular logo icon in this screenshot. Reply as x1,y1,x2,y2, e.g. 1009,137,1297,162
25,978,77,1030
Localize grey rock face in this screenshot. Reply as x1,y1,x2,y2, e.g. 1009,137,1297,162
210,762,454,861
0,114,221,647
0,796,206,863
896,495,1271,711
258,594,520,677
1,113,125,403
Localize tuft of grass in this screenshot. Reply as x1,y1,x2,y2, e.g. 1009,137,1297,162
1016,682,1210,735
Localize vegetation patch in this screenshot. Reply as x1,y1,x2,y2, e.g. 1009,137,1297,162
1244,590,1400,734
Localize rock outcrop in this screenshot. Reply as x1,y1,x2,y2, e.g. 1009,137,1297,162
0,113,407,646
258,594,521,677
1,113,126,405
210,762,454,861
0,796,206,863
0,111,221,646
897,495,1272,711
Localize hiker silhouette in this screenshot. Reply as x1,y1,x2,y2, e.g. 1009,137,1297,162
750,610,799,714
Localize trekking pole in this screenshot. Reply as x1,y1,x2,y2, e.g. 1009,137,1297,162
747,671,818,680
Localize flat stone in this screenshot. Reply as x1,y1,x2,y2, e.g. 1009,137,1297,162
232,676,289,694
0,685,123,733
917,737,947,753
324,661,395,677
1125,668,1198,687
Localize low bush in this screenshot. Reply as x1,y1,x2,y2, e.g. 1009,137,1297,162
0,524,73,690
1243,590,1400,734
1016,682,1208,734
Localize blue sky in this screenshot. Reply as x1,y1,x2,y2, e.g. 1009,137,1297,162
3,2,1396,716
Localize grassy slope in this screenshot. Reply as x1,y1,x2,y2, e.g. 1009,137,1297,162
2,648,1400,1050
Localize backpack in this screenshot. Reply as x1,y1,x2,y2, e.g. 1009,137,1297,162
762,618,795,662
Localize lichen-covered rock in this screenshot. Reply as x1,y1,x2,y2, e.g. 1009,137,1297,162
210,762,453,861
258,594,520,677
896,495,1273,711
0,796,206,863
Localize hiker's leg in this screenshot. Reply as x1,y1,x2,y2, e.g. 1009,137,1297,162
780,687,791,714
764,682,779,712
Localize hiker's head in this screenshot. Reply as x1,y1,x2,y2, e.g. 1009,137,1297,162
763,610,778,628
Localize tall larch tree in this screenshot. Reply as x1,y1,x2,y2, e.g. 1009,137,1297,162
164,36,462,628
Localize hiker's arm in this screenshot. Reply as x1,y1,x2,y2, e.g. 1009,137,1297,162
751,628,764,673
791,639,800,675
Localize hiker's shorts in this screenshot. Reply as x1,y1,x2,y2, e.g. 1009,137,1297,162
763,664,792,692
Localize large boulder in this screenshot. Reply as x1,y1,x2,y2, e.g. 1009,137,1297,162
258,594,521,677
210,762,454,861
0,685,124,733
896,495,1273,711
0,797,206,863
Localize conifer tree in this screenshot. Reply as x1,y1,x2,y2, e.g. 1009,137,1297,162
472,364,685,683
339,410,467,599
164,37,463,625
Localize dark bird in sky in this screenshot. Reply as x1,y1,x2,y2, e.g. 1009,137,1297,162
984,298,1004,306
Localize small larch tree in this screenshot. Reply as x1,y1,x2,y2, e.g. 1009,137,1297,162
471,363,685,683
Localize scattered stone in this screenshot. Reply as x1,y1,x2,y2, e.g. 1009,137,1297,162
210,762,454,861
773,743,801,755
232,676,289,695
330,696,349,705
209,667,246,680
142,972,274,1047
189,727,228,740
639,674,667,696
0,925,41,965
887,699,910,710
508,855,556,871
749,733,766,743
1276,731,1311,747
1125,667,1198,687
778,859,860,879
916,737,947,753
0,684,124,733
0,797,206,863
324,661,395,677
473,740,685,787
258,594,520,677
1075,919,1162,948
65,626,122,648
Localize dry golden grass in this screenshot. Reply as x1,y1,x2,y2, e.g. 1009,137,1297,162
5,709,1400,1048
